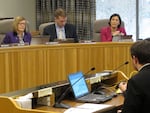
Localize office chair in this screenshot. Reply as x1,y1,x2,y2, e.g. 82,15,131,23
39,22,54,35
0,19,14,43
30,22,54,45
93,19,124,42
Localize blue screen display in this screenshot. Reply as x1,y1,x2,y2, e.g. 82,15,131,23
68,72,89,98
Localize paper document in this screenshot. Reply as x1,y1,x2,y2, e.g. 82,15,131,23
64,107,92,113
64,103,112,113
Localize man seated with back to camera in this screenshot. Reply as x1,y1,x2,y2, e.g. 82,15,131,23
117,39,150,113
118,38,150,94
43,8,78,43
100,13,126,42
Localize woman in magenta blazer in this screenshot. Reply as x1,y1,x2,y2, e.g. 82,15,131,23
2,16,31,44
100,13,126,42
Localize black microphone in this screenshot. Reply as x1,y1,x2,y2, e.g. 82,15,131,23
84,67,95,75
110,61,129,82
53,67,96,109
114,61,129,90
111,61,129,74
96,61,129,78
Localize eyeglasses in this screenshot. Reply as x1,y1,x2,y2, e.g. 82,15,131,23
18,22,26,25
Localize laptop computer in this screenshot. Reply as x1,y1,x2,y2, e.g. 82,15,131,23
68,72,112,103
53,38,75,43
112,35,133,42
31,36,50,44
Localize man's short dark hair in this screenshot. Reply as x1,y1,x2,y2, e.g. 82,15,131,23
54,8,66,18
130,40,150,64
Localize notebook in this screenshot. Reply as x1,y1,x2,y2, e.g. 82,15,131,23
68,72,112,103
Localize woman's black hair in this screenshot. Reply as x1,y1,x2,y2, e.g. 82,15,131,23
108,13,122,28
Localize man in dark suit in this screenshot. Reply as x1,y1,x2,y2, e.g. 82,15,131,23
121,40,150,113
43,8,78,42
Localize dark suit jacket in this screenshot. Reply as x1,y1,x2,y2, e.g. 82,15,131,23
2,32,31,44
122,64,150,113
43,23,78,42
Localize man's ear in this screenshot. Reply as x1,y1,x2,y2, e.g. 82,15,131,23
132,55,142,71
132,56,138,63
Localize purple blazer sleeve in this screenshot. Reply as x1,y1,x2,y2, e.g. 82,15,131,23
2,32,32,44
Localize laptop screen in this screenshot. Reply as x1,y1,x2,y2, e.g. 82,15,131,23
68,72,89,98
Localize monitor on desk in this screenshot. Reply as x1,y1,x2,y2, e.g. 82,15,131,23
31,35,50,45
45,38,76,45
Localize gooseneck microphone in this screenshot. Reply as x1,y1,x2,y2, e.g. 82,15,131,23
53,67,96,109
84,67,95,75
111,61,129,80
111,61,129,73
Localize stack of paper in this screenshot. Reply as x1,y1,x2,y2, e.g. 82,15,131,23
64,103,113,113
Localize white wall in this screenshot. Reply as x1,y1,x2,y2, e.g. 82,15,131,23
0,0,36,31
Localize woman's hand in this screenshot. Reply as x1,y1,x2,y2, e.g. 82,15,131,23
112,31,120,36
112,31,124,36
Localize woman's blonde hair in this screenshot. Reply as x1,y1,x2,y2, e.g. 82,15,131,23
13,16,26,32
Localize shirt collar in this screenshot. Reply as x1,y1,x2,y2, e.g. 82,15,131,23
138,63,150,71
55,23,65,30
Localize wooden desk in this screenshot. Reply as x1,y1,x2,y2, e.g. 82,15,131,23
0,94,124,113
0,96,59,113
0,71,124,113
0,42,134,93
105,94,124,109
35,94,124,113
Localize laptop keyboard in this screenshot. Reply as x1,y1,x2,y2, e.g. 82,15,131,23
78,93,112,103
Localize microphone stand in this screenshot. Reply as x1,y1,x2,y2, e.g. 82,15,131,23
111,61,129,74
53,87,71,109
53,67,95,109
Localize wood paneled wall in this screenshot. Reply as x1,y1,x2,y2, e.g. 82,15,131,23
0,42,134,93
